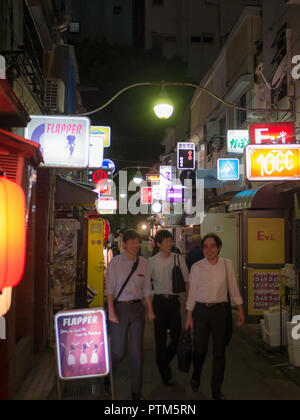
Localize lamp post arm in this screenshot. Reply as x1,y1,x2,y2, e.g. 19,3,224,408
79,81,291,116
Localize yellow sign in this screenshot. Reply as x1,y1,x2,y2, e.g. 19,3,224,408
248,218,285,264
90,126,111,148
246,145,300,181
87,220,104,307
248,269,284,316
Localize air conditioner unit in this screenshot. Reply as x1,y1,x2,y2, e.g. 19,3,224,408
45,78,65,113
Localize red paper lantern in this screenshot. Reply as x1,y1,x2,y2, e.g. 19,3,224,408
0,175,26,292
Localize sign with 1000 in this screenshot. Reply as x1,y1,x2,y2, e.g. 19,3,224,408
246,145,300,181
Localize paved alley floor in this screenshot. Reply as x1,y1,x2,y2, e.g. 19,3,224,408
52,314,300,401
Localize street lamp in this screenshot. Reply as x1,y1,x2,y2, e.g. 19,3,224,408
133,169,144,185
80,81,291,118
153,85,174,119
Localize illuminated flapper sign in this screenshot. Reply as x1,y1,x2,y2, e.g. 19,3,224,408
25,115,90,168
55,308,110,380
249,122,295,145
246,145,300,181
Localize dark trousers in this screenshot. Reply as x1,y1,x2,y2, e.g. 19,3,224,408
109,302,145,395
192,303,227,395
153,295,182,383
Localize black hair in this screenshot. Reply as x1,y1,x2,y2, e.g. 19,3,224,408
154,229,173,246
201,233,223,249
122,229,141,243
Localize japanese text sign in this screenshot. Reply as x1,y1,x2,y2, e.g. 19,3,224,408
55,308,110,380
227,130,249,153
250,122,295,145
177,143,195,170
246,145,300,181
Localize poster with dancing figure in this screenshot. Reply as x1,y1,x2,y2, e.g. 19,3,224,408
55,308,110,380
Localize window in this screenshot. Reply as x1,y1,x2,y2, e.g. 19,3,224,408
165,35,176,43
152,0,163,5
191,36,202,44
69,22,81,33
202,33,214,44
113,6,121,14
191,33,214,45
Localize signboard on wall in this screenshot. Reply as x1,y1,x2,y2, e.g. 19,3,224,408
90,126,111,148
25,115,90,168
249,122,295,145
247,269,284,316
248,218,285,265
55,308,110,380
217,158,240,181
246,145,300,181
227,130,249,154
177,143,195,170
87,220,105,307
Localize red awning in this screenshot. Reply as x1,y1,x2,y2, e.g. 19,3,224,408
0,80,31,127
0,129,43,166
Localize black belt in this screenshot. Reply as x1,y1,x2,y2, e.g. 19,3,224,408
197,302,227,308
116,300,141,305
156,294,179,300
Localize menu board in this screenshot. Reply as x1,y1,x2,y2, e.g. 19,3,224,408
55,308,110,380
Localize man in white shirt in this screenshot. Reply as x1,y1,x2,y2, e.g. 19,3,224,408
148,230,189,386
185,233,244,400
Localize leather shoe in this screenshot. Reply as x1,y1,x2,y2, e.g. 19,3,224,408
191,379,200,393
212,392,226,400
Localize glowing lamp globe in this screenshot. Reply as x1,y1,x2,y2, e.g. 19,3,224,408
153,102,174,119
0,176,26,292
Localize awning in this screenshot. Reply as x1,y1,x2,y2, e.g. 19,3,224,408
228,183,293,212
55,175,98,206
0,128,43,167
0,80,31,127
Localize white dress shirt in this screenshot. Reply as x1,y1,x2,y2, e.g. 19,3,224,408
186,257,243,311
148,252,189,295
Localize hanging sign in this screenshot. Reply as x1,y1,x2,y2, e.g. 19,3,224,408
90,126,111,148
217,158,240,181
54,308,110,380
246,144,300,181
160,166,172,200
227,130,249,154
89,132,104,168
141,187,152,205
25,115,90,168
177,142,195,170
249,122,295,145
146,174,160,183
